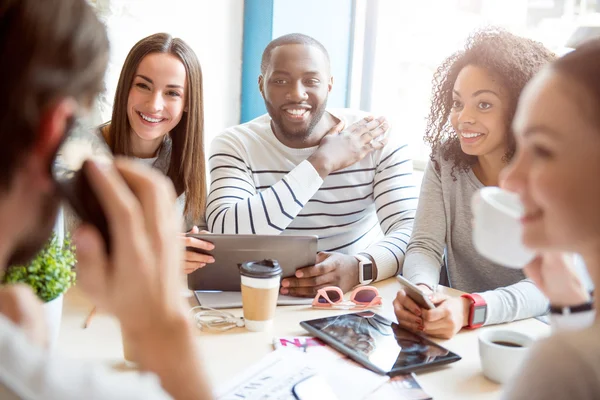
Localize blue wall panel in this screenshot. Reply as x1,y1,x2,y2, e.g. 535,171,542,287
241,0,274,123
272,0,353,111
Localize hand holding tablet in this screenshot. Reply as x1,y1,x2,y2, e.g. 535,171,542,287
186,234,317,292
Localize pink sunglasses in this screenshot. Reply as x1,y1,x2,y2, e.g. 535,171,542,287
312,286,383,309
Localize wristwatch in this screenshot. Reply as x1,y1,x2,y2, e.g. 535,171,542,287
461,293,487,329
355,254,373,285
549,301,594,316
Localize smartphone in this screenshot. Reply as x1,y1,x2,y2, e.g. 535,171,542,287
50,118,112,251
396,275,436,309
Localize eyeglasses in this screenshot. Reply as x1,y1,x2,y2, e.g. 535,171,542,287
312,286,383,309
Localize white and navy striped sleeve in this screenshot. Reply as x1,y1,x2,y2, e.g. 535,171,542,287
361,136,418,281
206,134,323,234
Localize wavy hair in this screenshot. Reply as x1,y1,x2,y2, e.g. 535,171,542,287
425,28,555,176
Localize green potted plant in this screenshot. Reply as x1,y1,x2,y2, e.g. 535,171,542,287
1,232,76,347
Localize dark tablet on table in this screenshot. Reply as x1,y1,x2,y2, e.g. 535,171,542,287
300,311,461,376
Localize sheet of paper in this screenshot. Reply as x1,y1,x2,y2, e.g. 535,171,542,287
215,347,388,399
215,350,319,400
271,337,434,399
274,336,392,398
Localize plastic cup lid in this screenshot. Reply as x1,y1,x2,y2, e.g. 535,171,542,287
238,259,282,278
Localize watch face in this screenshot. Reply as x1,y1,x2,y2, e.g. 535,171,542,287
473,306,487,325
362,263,373,281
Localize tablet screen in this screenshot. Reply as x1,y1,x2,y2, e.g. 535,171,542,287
300,312,460,375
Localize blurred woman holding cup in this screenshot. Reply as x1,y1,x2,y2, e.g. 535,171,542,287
500,39,600,399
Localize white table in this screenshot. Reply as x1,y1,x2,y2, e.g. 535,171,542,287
57,279,550,399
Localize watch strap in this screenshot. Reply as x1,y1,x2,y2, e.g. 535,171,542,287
549,301,594,315
461,293,486,329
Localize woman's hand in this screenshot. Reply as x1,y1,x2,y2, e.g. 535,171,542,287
420,293,469,339
394,285,470,339
181,226,215,274
524,252,590,307
393,284,433,332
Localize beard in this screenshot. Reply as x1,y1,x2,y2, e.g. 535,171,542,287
266,95,328,145
7,192,60,267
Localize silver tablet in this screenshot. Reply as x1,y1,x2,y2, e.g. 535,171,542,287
186,234,318,291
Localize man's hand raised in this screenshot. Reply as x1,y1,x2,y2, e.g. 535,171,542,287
308,116,389,179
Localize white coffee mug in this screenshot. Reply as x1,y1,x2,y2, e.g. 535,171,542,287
479,329,535,384
471,187,535,269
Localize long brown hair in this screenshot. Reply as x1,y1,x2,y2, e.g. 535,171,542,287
107,32,205,222
425,28,555,177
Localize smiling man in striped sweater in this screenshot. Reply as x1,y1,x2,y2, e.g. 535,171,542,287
206,34,418,296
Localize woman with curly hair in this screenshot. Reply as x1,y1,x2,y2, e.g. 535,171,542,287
393,29,556,339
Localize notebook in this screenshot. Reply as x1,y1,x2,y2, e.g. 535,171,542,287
193,291,312,309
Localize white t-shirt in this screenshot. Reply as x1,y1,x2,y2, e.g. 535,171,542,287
134,156,193,230
0,315,172,399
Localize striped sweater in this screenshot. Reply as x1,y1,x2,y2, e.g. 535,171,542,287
206,109,418,281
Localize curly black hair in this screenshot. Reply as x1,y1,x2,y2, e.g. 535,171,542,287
425,28,556,177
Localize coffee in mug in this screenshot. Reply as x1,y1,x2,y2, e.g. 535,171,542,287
479,329,534,384
492,341,523,348
239,259,282,332
471,187,535,268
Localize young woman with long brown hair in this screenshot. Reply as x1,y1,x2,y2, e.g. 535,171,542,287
102,33,212,274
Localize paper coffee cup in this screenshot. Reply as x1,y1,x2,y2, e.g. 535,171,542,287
471,187,535,268
239,260,282,332
479,329,534,384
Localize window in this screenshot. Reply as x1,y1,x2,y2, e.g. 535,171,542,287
356,0,600,169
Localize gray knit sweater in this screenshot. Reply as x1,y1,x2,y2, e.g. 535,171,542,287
402,153,548,325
